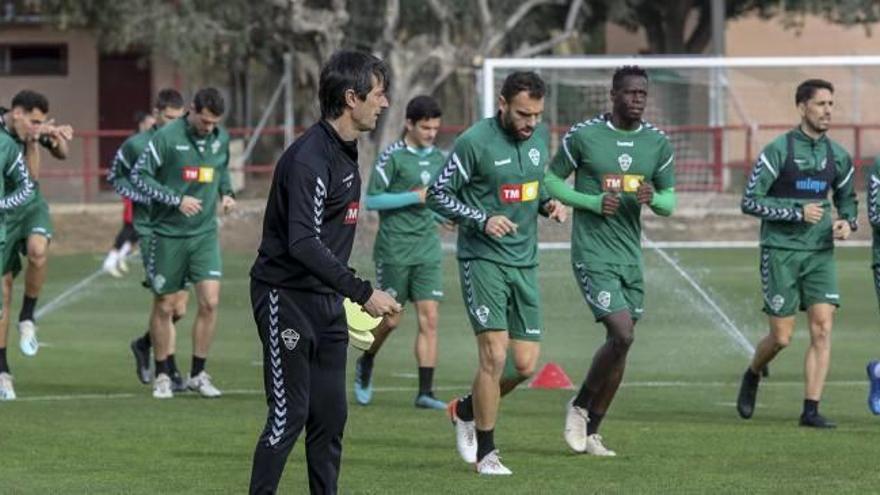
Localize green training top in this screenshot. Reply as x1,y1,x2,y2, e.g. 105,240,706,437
548,113,675,266
427,116,550,267
0,127,36,237
367,140,445,265
108,126,158,235
741,127,857,251
867,157,880,266
131,115,233,238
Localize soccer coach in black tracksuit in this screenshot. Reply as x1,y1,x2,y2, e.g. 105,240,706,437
248,51,401,495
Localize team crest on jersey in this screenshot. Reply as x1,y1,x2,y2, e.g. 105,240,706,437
770,295,785,312
597,291,611,309
528,148,541,166
281,328,300,350
211,140,221,154
474,305,490,325
420,170,431,186
618,153,633,172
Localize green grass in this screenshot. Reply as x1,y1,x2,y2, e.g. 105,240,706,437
1,247,879,494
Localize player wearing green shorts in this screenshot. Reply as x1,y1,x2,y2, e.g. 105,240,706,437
428,72,565,475
0,91,71,365
132,88,236,400
352,96,449,410
736,79,857,428
546,66,676,457
0,92,44,400
107,89,189,388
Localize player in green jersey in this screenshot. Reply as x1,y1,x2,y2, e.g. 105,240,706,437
867,157,880,415
353,95,449,410
0,92,43,400
106,89,190,388
546,66,676,457
132,88,236,400
0,90,72,364
429,72,566,475
735,79,857,428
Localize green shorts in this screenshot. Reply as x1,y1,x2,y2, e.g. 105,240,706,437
760,247,838,317
573,262,644,321
458,259,542,341
147,230,221,295
375,261,444,304
3,193,53,277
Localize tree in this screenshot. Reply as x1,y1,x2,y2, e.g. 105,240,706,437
605,0,880,54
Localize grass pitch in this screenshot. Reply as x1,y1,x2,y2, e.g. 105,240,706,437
1,247,879,494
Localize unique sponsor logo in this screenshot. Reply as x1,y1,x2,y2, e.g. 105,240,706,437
770,294,785,312
420,170,432,186
344,202,359,224
616,141,634,147
795,178,828,193
474,305,490,325
602,174,644,193
528,148,541,166
494,158,512,167
182,166,214,183
618,153,633,171
281,328,300,350
597,291,611,309
500,181,539,203
175,145,190,151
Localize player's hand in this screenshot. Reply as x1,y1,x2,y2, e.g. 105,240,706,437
544,199,567,223
221,195,236,214
802,203,824,224
178,195,203,217
636,181,654,205
363,289,402,318
601,193,621,216
484,215,517,238
53,124,74,141
440,219,456,232
415,188,428,204
832,219,851,240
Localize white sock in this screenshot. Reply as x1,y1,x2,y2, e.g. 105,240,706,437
873,361,880,379
103,250,119,269
119,241,132,258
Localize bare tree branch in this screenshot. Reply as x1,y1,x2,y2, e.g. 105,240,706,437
382,0,400,47
512,0,584,57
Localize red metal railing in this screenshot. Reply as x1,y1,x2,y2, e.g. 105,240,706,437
52,122,880,201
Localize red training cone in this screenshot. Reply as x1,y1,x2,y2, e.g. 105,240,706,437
528,362,575,390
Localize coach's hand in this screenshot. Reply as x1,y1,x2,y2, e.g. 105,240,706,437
636,181,654,205
544,199,567,223
179,195,203,217
364,289,402,318
484,215,517,238
802,203,824,224
601,193,621,216
415,188,428,204
832,219,851,240
221,195,236,215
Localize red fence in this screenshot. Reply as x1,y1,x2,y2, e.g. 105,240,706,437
47,123,880,202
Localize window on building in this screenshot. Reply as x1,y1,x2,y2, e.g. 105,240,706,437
0,44,68,76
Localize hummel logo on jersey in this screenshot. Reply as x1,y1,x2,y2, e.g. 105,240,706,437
616,141,634,147
343,202,359,225
525,328,541,335
494,158,512,167
794,159,806,164
175,145,190,151
431,290,444,297
419,160,430,166
825,293,840,299
343,173,354,188
500,181,539,203
281,329,300,350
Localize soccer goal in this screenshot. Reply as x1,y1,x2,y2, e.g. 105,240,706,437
481,56,880,192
